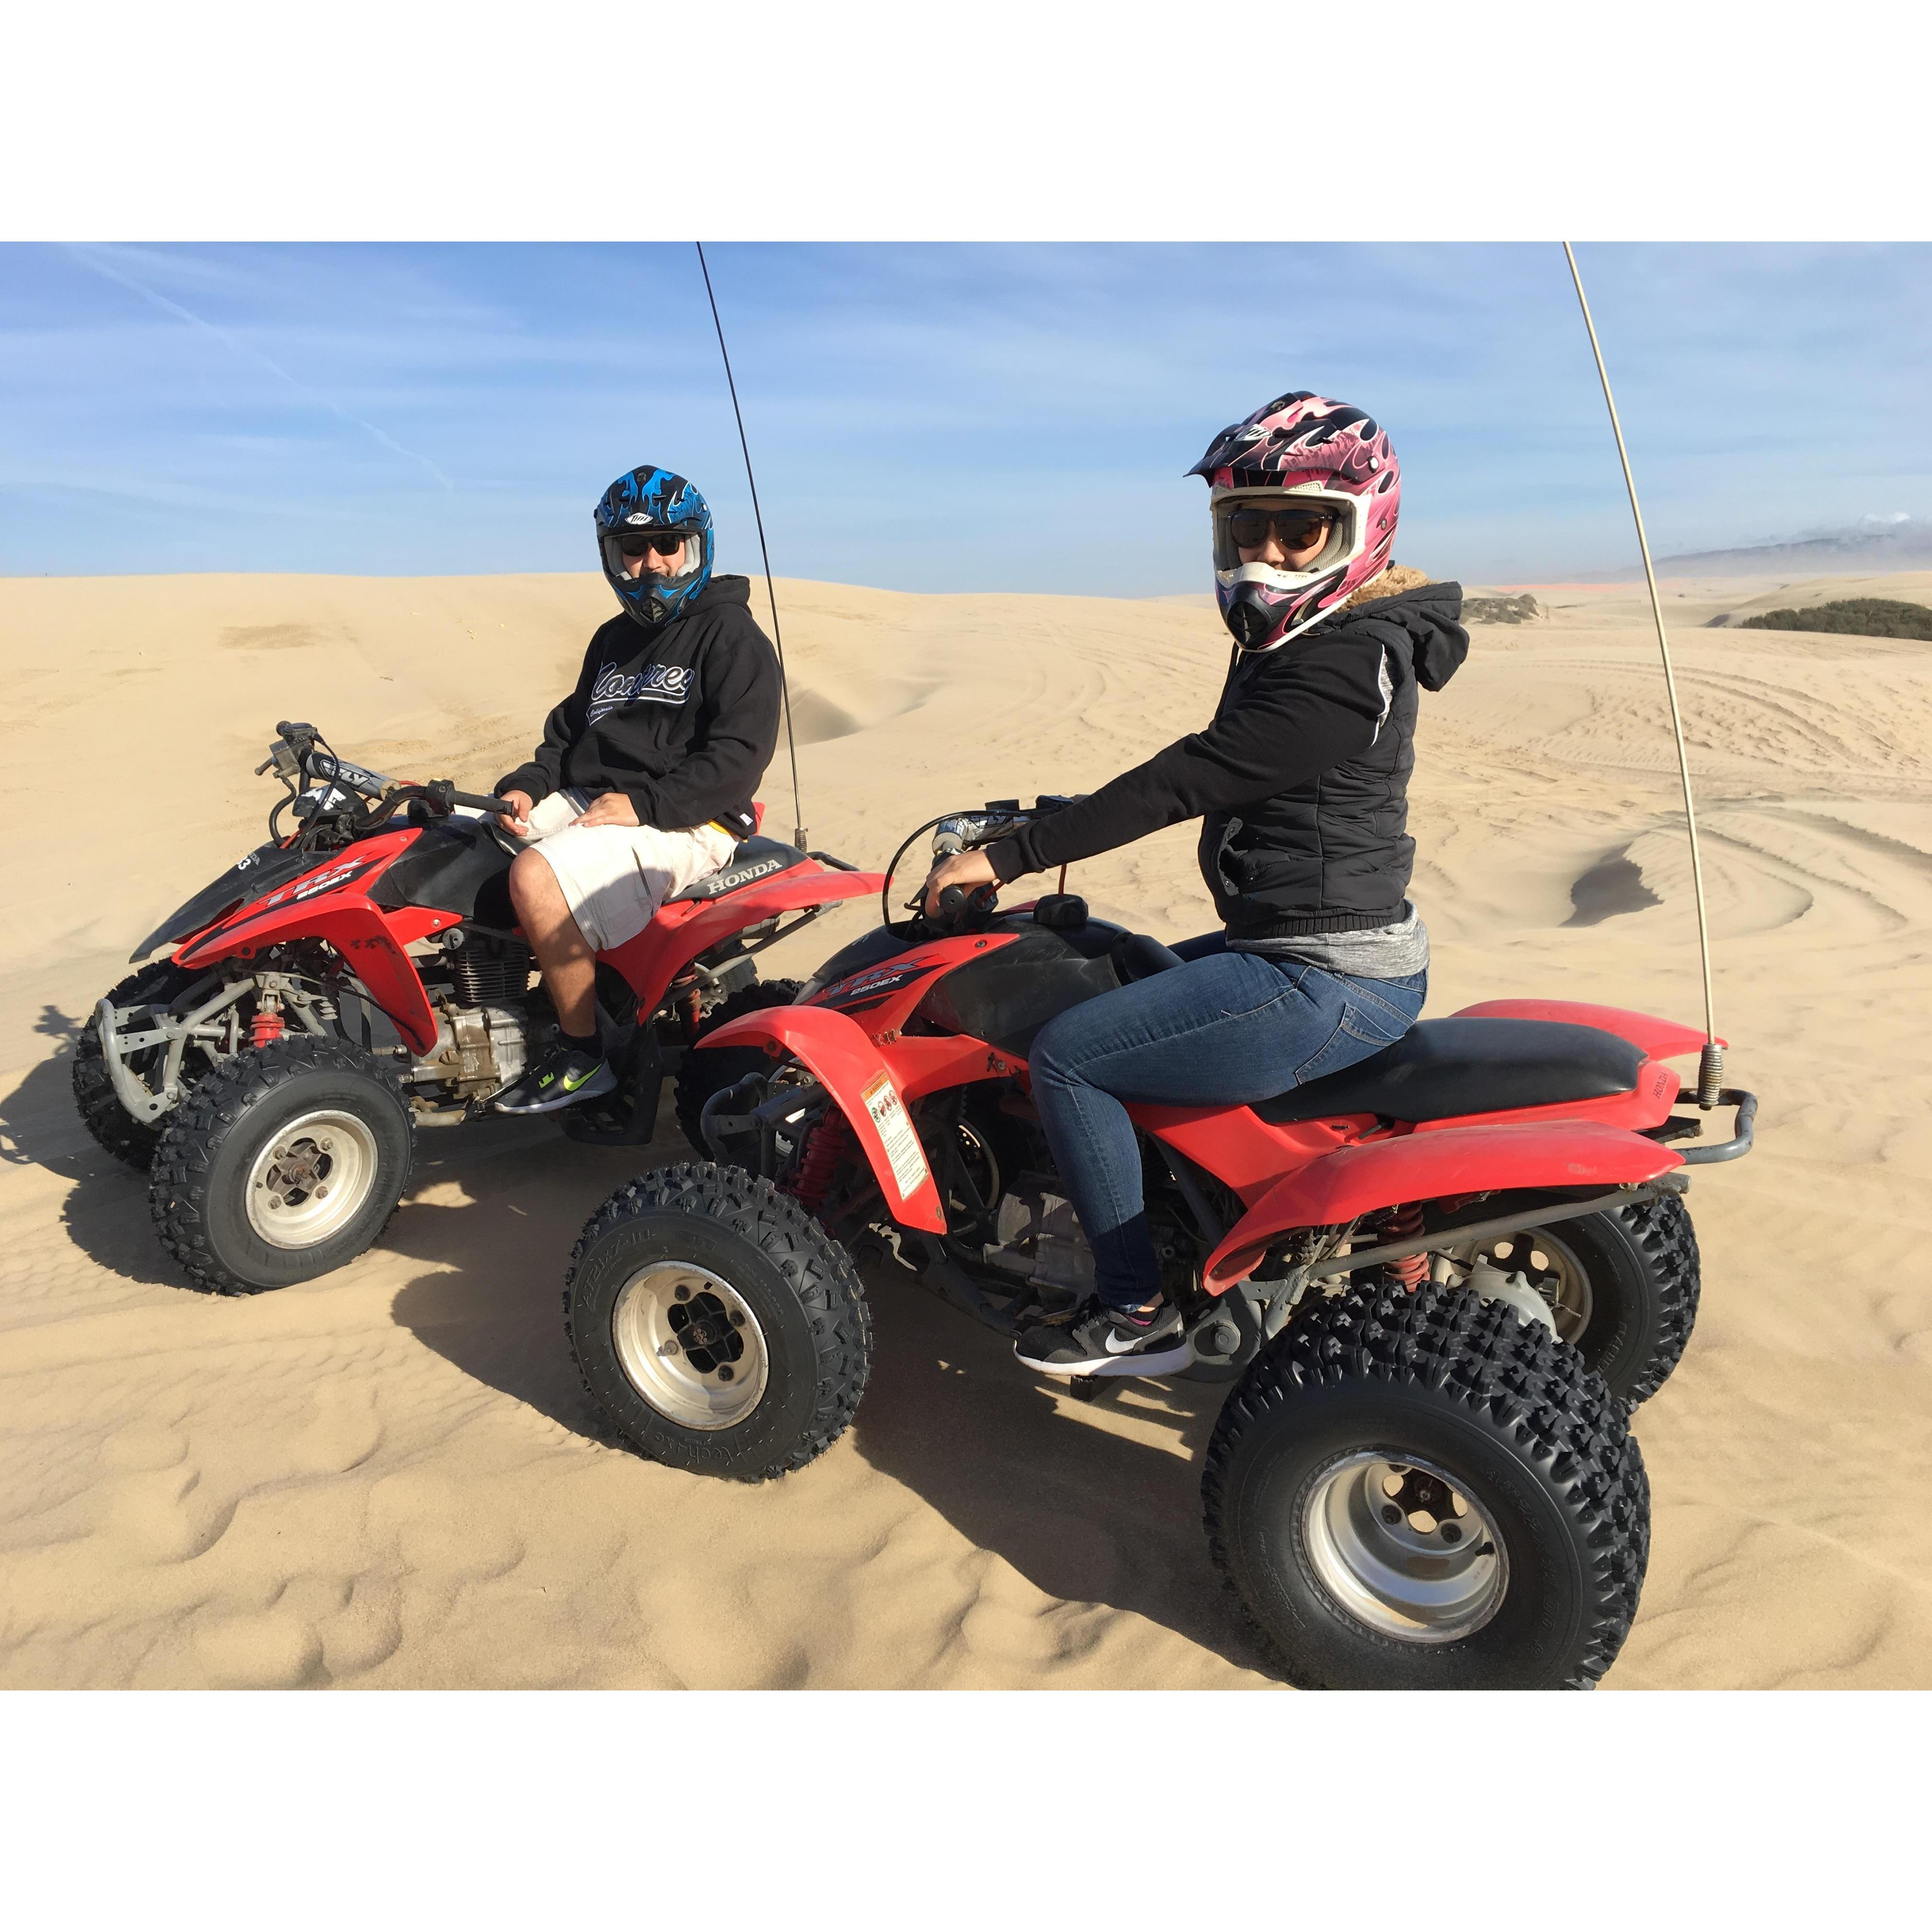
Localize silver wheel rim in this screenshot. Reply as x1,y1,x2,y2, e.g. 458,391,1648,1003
611,1262,769,1430
1302,1450,1509,1643
1444,1225,1593,1342
245,1108,381,1248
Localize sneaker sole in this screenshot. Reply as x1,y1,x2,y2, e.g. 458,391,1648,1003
491,1068,618,1116
1017,1338,1194,1380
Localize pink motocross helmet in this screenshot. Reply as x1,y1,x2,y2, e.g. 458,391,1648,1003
1188,392,1401,651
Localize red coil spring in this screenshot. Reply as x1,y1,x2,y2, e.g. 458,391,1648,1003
250,1010,286,1048
1379,1200,1428,1291
786,1111,853,1218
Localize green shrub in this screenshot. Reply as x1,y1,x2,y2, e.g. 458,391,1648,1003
1739,598,1932,639
1462,593,1542,625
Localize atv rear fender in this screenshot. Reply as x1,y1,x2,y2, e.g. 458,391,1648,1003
1452,999,1723,1061
601,865,886,1012
173,893,448,1055
699,1002,946,1231
1200,1118,1685,1290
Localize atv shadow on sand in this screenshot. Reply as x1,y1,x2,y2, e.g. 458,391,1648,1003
0,1008,187,1292
383,1122,1269,1677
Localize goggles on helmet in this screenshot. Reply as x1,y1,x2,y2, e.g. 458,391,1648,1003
1211,486,1360,579
615,531,689,559
600,528,702,580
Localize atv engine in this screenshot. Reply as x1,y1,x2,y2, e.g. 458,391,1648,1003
415,999,532,1102
412,933,537,1103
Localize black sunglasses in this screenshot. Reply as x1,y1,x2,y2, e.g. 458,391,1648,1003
1226,506,1337,552
615,531,688,558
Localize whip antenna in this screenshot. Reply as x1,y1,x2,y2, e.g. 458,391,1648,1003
696,241,807,850
1563,242,1724,1108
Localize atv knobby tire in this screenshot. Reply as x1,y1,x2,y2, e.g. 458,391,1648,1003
1203,1280,1649,1690
72,959,202,1170
149,1035,415,1295
1548,1195,1700,1405
674,978,803,1158
564,1161,871,1482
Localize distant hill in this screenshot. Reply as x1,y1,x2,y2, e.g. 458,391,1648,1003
1581,520,1932,581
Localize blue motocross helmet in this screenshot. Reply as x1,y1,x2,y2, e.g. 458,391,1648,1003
595,466,714,628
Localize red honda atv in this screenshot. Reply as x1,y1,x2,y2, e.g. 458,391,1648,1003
563,796,1756,1689
75,720,881,1296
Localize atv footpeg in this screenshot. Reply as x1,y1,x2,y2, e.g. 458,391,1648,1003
1064,1374,1114,1404
558,1031,665,1146
558,1093,661,1146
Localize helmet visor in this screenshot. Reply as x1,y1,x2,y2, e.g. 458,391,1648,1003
1212,489,1357,576
602,528,702,583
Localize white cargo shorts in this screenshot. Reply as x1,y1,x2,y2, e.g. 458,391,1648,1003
518,788,738,954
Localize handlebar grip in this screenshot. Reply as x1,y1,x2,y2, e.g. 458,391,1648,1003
450,790,518,815
934,883,999,931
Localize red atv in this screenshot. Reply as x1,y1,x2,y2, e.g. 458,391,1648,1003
564,796,1757,1689
75,720,881,1296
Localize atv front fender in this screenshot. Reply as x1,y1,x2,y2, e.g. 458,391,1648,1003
174,894,444,1056
1201,1119,1685,1290
700,1003,945,1232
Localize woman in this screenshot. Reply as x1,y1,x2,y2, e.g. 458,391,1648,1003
920,392,1469,1375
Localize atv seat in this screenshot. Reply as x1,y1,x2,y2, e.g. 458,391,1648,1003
1254,1017,1645,1127
664,836,809,905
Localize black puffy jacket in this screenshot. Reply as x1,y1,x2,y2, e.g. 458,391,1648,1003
987,578,1468,937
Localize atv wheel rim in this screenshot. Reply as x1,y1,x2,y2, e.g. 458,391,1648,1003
1302,1450,1508,1644
611,1262,770,1431
1445,1226,1593,1343
246,1108,381,1249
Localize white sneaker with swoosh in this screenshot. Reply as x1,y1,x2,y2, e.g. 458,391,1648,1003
1014,1297,1191,1378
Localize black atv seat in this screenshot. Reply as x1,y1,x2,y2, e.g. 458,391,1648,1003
1254,1017,1644,1127
665,836,809,904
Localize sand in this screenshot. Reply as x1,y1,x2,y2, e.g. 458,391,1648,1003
3,564,1929,1689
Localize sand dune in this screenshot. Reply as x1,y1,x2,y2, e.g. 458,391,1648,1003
3,566,1930,1688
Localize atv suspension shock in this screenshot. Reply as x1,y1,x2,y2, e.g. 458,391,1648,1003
250,985,286,1049
1377,1201,1428,1292
787,1110,853,1217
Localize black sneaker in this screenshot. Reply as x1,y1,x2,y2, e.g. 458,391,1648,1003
492,1040,617,1116
1014,1297,1190,1379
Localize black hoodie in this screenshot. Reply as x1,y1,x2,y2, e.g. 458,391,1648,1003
988,580,1468,937
496,575,782,837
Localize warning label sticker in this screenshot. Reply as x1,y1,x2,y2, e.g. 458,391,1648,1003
861,1071,930,1204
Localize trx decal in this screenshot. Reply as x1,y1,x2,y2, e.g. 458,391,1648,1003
260,858,376,909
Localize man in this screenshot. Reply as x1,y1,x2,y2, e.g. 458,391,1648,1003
489,465,781,1114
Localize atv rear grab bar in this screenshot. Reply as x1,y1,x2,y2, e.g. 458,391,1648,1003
1675,1088,1757,1165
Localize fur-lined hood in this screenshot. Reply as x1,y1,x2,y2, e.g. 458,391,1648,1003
1341,562,1436,610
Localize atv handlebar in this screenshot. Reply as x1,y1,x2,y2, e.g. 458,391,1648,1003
440,785,520,816
261,721,523,849
933,883,1001,932
882,795,1083,939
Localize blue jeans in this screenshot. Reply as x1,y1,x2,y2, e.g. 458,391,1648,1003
1027,934,1427,1311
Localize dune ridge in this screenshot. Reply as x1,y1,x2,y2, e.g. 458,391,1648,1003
2,567,1929,1688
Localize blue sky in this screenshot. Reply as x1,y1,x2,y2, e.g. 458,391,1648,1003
4,242,1928,590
